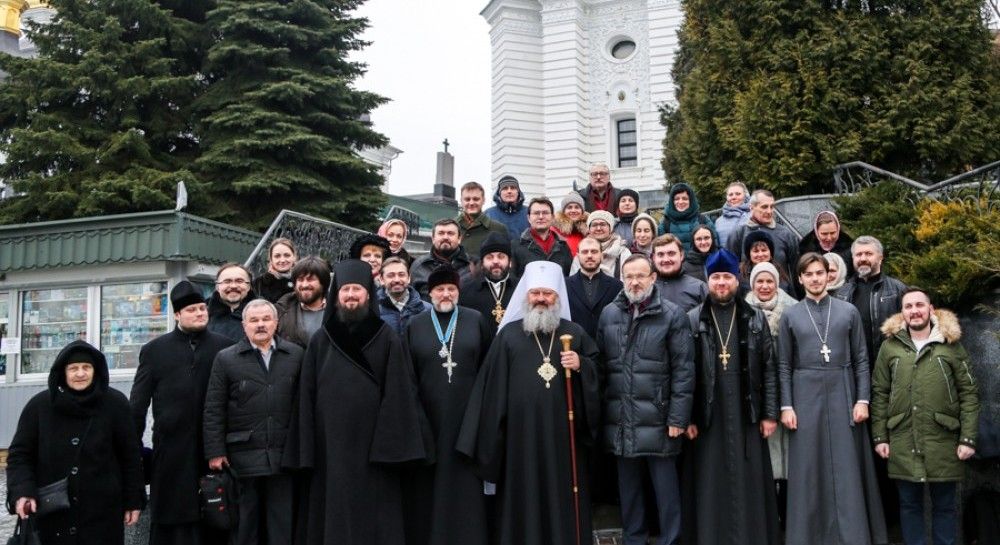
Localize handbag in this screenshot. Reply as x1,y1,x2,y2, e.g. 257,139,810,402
6,516,42,545
199,465,239,530
35,417,93,517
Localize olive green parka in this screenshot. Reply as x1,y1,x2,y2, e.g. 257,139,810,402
870,309,979,482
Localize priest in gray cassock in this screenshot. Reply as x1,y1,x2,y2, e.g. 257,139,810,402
401,265,494,545
457,260,602,545
777,252,887,545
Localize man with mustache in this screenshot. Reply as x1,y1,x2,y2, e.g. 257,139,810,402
458,261,601,545
834,235,906,365
597,254,694,545
411,219,475,299
778,253,887,545
461,232,520,335
276,255,331,347
208,263,256,341
204,299,303,545
283,259,430,545
401,266,494,545
871,288,979,545
684,249,780,545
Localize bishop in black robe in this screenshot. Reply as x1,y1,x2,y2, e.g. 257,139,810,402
456,315,601,545
402,303,494,545
778,293,887,545
282,260,430,545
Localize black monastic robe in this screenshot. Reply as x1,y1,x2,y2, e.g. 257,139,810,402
283,312,430,545
402,307,494,545
777,295,887,545
457,318,601,545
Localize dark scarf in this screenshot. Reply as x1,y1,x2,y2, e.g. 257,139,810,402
590,185,614,212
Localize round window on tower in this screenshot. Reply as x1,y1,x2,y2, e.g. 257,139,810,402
610,39,636,60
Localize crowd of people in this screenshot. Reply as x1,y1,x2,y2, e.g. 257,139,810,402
4,163,986,545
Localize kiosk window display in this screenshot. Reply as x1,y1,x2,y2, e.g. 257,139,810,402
0,294,9,380
20,287,89,375
100,282,169,370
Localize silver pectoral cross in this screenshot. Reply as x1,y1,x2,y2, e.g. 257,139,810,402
442,359,456,384
820,343,832,363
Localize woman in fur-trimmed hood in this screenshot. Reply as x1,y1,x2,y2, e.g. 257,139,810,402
871,305,979,483
553,192,589,256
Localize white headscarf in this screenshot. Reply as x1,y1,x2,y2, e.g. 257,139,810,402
497,260,572,331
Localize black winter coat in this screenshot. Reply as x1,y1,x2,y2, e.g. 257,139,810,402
834,273,906,361
511,229,573,277
410,247,475,300
596,287,696,457
687,299,779,429
567,271,623,341
203,336,303,477
252,272,294,304
130,327,234,524
6,340,144,545
207,290,255,342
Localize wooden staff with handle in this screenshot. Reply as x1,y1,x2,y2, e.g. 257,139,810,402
560,333,581,545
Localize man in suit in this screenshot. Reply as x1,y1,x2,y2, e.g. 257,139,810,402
567,237,623,341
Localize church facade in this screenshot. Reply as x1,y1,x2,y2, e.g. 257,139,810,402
482,0,682,199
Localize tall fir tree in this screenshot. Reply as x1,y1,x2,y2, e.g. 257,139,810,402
0,0,214,223
195,0,388,231
662,0,1000,201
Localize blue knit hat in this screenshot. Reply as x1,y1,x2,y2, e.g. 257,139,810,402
705,249,740,277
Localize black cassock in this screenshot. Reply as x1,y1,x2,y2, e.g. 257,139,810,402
402,307,494,545
283,312,430,545
457,318,601,545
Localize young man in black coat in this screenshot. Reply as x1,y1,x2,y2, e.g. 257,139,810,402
130,281,235,545
567,237,623,341
204,298,303,545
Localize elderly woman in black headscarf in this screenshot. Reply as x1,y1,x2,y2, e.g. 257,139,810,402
6,340,144,545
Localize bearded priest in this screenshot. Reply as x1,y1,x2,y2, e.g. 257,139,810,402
457,260,601,545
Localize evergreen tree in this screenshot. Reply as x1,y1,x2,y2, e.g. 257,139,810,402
662,0,1000,201
195,0,388,231
0,0,214,223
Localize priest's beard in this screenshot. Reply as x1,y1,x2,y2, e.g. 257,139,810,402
709,289,736,306
522,302,562,335
337,301,370,323
625,284,654,305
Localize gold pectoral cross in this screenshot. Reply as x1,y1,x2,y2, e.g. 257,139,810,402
719,347,731,370
537,356,557,389
492,303,505,324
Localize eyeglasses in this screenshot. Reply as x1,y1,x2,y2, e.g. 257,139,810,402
217,278,249,286
590,171,610,177
529,210,552,217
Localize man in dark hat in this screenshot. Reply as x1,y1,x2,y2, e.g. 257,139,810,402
283,260,430,545
684,249,781,545
130,280,235,545
484,175,530,242
401,265,493,545
461,232,520,335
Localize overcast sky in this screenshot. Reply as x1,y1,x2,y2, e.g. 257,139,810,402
354,0,493,197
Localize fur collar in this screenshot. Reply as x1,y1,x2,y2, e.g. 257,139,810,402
553,211,588,235
880,308,962,344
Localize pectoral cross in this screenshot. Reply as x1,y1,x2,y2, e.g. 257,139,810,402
820,343,832,363
442,359,457,384
719,347,731,370
492,303,505,324
537,357,557,389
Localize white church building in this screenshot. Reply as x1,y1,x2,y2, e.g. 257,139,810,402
482,0,682,201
